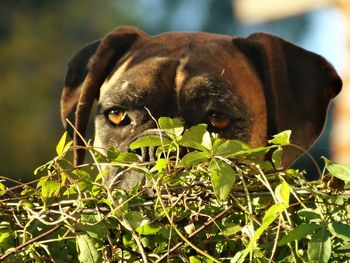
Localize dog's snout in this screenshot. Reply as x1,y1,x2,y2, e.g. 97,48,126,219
129,128,171,163
129,146,156,163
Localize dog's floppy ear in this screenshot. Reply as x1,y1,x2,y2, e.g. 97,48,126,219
60,26,148,165
61,40,100,133
233,33,342,166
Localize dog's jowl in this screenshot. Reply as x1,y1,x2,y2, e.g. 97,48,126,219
60,26,342,187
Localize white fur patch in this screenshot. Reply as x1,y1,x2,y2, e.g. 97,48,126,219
99,57,132,98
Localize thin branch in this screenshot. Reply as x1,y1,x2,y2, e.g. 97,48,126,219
0,224,61,261
155,203,235,263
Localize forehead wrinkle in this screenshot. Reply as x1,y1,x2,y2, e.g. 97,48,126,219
178,74,240,119
181,75,230,100
101,81,147,110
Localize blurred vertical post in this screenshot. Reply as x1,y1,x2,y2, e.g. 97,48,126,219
234,0,350,163
331,1,350,163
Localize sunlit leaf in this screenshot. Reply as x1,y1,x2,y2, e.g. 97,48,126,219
210,159,236,201
226,146,270,159
56,132,68,155
77,234,101,263
150,158,167,173
114,152,140,163
129,135,171,150
326,163,350,182
278,223,322,246
238,203,286,263
298,208,322,223
181,124,207,144
158,117,184,141
213,139,250,157
308,227,331,263
268,130,291,145
81,214,105,240
126,211,146,229
275,181,290,205
189,256,202,263
328,222,350,241
0,222,15,253
272,146,283,168
0,183,6,197
136,223,161,235
41,180,60,199
221,223,242,237
180,151,208,167
262,203,286,225
202,131,212,150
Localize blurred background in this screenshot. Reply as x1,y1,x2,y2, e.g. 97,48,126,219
0,0,348,182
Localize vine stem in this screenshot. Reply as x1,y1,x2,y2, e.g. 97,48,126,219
0,224,61,261
155,201,236,263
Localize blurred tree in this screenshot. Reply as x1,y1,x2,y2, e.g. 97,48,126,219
0,0,141,181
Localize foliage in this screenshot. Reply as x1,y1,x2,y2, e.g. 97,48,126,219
1,118,350,262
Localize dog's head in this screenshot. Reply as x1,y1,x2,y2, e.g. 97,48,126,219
61,26,341,173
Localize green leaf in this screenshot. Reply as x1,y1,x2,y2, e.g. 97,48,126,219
180,126,211,152
213,139,250,157
226,146,270,159
114,152,140,163
328,222,350,241
180,140,210,152
222,223,242,237
202,131,212,150
81,214,105,240
272,146,283,168
210,159,236,201
56,132,68,155
125,211,145,229
326,163,350,182
33,160,52,175
150,158,167,173
189,256,202,263
268,130,291,145
106,147,120,160
298,209,322,222
262,203,286,225
180,151,208,167
238,203,286,263
278,223,322,246
181,124,208,144
41,180,60,199
308,227,331,263
129,135,171,150
77,234,101,263
136,223,161,235
0,183,6,197
275,181,290,206
179,124,213,152
0,222,15,253
158,117,184,141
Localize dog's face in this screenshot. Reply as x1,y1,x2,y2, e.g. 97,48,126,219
94,32,267,156
61,26,342,172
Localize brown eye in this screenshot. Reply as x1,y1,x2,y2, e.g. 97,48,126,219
209,113,231,130
107,110,128,126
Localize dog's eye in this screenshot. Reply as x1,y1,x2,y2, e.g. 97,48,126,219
209,113,231,130
106,110,129,126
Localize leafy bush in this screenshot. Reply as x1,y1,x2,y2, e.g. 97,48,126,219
0,117,350,262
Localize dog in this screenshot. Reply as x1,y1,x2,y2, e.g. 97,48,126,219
60,26,342,186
